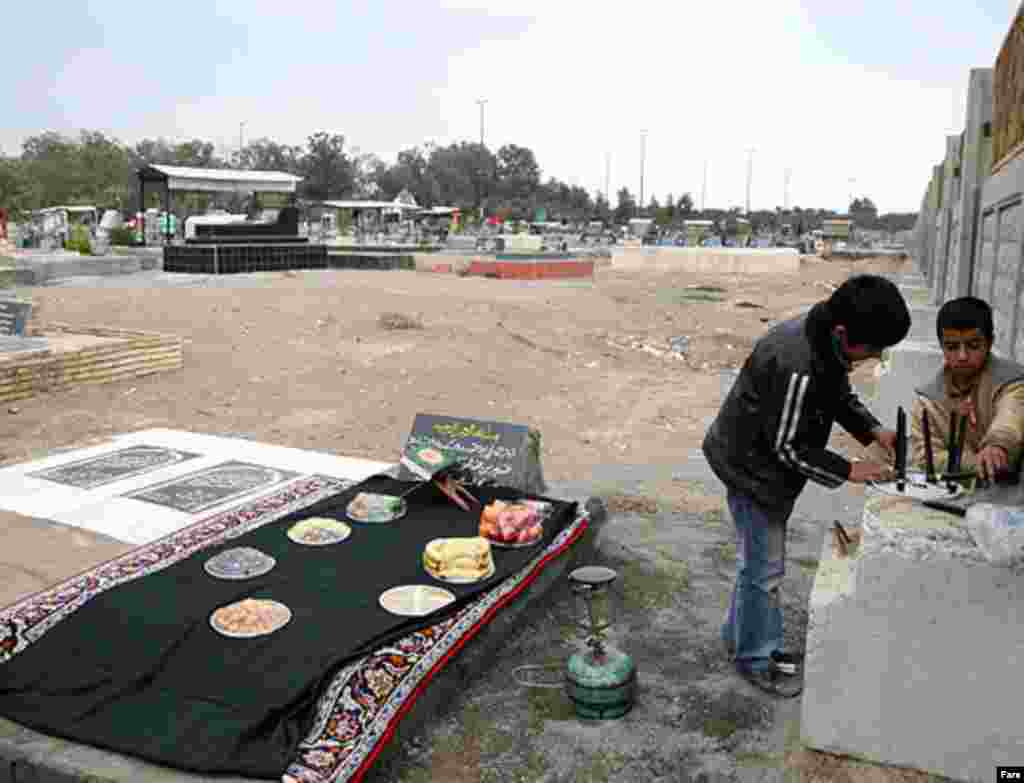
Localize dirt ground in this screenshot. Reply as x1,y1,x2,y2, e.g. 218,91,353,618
4,255,901,488
4,254,944,783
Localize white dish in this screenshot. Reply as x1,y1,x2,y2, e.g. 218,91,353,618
210,599,292,638
485,533,543,549
204,547,276,580
424,561,496,585
346,494,407,523
379,585,457,617
287,518,352,546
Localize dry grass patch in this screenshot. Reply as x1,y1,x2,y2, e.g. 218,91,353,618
784,748,952,783
603,493,660,515
378,312,424,330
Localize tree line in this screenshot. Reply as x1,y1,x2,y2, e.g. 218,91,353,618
0,129,916,232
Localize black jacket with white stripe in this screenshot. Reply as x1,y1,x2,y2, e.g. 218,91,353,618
702,301,880,508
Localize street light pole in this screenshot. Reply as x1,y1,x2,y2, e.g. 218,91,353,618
239,122,246,165
476,99,487,148
745,148,755,215
476,99,488,222
639,130,648,217
701,159,708,213
605,152,611,205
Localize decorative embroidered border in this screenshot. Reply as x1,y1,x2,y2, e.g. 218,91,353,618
0,482,587,783
0,474,352,663
282,514,589,783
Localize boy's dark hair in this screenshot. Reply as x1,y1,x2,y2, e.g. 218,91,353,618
936,297,994,343
827,274,910,347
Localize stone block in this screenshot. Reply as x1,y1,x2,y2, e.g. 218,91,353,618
802,492,1024,782
614,247,799,275
907,306,938,342
898,284,932,307
876,340,943,420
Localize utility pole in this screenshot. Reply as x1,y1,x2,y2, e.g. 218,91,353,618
639,130,648,218
239,122,246,165
745,148,755,215
476,99,487,148
701,160,708,213
476,99,488,221
784,167,792,211
605,152,611,205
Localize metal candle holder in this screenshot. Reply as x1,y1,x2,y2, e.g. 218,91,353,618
896,406,907,492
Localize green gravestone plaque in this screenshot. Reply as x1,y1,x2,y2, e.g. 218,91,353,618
397,413,546,494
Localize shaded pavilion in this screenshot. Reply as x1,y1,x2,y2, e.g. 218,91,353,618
136,165,303,243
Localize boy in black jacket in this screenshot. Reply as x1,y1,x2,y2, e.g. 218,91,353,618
703,275,910,696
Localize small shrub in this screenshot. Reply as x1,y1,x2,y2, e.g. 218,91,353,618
108,226,136,246
65,225,93,255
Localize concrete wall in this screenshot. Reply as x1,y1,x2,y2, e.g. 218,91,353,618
611,246,801,275
909,60,1024,362
946,69,995,303
975,152,1024,358
929,135,962,304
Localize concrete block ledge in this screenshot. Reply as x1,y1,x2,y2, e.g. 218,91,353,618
802,492,1024,782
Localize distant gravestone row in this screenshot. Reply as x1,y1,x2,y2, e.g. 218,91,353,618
0,300,32,337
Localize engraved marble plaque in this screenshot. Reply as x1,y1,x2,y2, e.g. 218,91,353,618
124,461,299,513
29,445,202,490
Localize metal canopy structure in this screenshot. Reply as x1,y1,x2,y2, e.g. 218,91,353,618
136,165,303,244
137,165,302,194
321,199,421,212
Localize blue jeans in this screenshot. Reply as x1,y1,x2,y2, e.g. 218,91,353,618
721,490,793,672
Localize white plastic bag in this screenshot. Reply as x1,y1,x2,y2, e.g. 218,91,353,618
965,503,1024,567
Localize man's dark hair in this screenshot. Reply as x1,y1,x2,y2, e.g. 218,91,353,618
827,274,911,347
936,297,994,343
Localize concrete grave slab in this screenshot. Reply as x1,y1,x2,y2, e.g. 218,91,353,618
802,490,1024,782
907,306,939,342
898,284,933,307
0,299,31,336
876,339,944,418
0,336,48,353
0,429,391,545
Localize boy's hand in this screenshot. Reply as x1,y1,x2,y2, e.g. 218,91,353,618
848,461,894,484
976,445,1009,481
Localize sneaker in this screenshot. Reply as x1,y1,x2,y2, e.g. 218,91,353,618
736,659,803,698
770,650,804,676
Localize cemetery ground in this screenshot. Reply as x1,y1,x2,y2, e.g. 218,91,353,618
1,257,949,783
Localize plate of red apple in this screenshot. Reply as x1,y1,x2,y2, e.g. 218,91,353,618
478,500,545,548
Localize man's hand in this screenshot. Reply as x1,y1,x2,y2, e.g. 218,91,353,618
848,461,894,484
976,445,1009,480
873,429,899,458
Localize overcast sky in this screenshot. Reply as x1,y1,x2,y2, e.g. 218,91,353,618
1,0,1019,213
